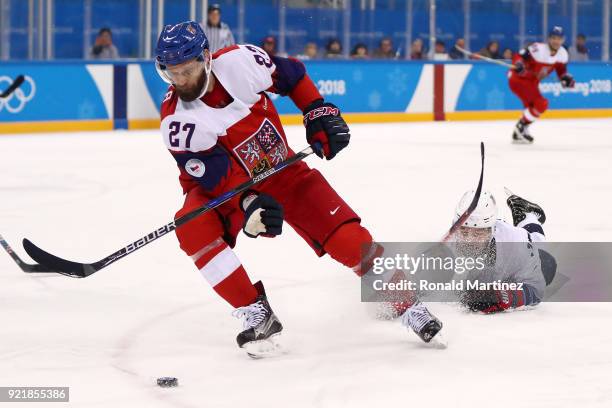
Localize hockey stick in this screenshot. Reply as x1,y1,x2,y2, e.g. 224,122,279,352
455,46,516,70
441,142,485,242
0,75,25,98
23,145,317,278
0,233,54,273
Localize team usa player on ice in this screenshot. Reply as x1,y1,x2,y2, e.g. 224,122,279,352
451,189,557,313
509,26,575,144
154,21,444,357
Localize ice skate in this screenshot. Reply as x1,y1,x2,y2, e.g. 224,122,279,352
401,302,447,348
233,281,285,358
512,119,534,144
505,187,546,226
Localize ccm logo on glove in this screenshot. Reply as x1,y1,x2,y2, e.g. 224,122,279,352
303,105,340,122
303,100,350,160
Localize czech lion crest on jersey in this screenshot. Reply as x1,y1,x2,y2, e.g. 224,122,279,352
233,119,288,176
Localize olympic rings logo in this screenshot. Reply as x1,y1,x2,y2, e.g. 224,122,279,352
0,75,36,114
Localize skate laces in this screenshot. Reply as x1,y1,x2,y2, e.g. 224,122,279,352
402,302,434,333
232,301,267,330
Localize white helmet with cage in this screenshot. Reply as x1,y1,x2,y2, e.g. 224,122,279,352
453,190,497,228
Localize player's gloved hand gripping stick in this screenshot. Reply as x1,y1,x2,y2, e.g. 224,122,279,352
303,100,350,160
560,73,575,88
22,144,320,278
241,193,284,238
461,288,526,314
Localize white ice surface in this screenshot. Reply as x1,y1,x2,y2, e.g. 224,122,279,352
1,119,612,407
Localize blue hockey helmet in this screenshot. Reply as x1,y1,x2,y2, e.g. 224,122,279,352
549,26,564,38
155,21,209,68
155,21,212,90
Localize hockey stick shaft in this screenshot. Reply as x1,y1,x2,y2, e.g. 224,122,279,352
0,75,25,98
455,46,516,70
23,145,316,277
441,142,485,242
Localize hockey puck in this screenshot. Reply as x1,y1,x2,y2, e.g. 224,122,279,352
157,377,178,387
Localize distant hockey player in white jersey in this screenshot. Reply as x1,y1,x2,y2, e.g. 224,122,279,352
452,189,557,313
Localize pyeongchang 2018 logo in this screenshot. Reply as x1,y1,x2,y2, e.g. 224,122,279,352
0,75,36,114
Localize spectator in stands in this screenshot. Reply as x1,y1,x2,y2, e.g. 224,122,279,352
325,38,343,58
502,48,513,60
351,43,369,59
409,38,425,60
568,34,589,61
373,37,395,59
449,38,467,60
261,36,286,57
478,40,501,59
296,42,319,60
203,3,235,53
89,27,119,59
432,39,449,60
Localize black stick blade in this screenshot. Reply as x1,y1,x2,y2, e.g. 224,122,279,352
23,263,58,273
0,75,25,98
22,239,93,278
1,234,55,273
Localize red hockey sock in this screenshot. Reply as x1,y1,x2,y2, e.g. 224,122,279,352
212,266,259,308
324,222,379,276
193,239,258,308
522,107,539,124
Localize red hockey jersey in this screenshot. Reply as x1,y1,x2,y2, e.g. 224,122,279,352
160,44,321,196
509,42,569,83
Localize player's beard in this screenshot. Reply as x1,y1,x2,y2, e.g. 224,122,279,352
175,70,206,102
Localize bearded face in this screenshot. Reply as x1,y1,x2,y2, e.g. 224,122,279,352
163,51,211,102
174,66,206,102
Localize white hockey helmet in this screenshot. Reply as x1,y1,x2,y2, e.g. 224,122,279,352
453,190,497,228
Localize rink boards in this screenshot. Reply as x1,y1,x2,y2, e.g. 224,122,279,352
1,60,611,133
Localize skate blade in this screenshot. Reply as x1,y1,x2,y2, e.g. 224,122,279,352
242,333,286,359
512,138,533,145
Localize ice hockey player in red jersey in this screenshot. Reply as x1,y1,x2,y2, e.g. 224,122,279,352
509,26,575,143
154,21,444,357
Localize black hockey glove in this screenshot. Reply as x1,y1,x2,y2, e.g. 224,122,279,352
241,192,284,238
513,60,525,74
303,100,350,160
560,73,575,88
460,289,525,314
